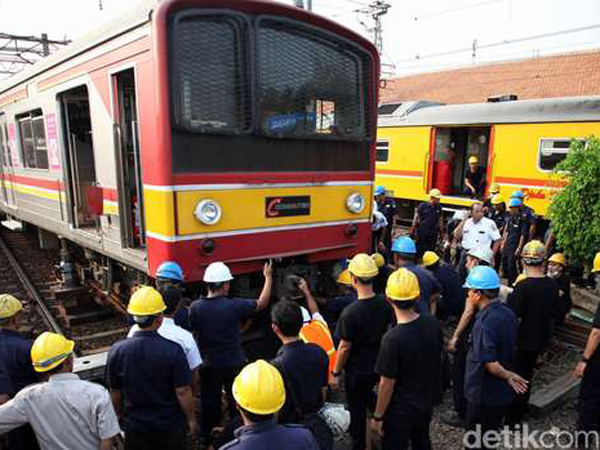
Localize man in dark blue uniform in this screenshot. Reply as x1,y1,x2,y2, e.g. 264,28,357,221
270,300,333,450
511,190,537,241
0,294,39,450
486,194,507,270
189,261,273,448
464,156,486,198
108,286,196,450
219,360,319,450
410,188,445,260
375,186,399,256
463,267,527,450
501,197,528,286
421,251,464,319
154,261,191,330
392,237,441,316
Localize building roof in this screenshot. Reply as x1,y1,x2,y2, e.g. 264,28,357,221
380,49,600,105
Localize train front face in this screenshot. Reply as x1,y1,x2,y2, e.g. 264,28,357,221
146,0,379,284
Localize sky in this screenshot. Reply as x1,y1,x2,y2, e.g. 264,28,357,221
1,0,600,78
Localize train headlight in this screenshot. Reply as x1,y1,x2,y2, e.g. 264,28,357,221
346,193,366,214
195,200,222,226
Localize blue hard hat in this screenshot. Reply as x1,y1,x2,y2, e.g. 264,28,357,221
392,236,417,254
508,197,522,208
156,261,184,282
463,265,501,290
375,185,386,196
511,190,524,199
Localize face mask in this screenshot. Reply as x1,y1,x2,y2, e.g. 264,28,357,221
548,268,561,279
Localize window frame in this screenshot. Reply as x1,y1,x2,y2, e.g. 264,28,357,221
169,9,254,136
0,115,11,168
537,137,585,173
16,109,48,171
376,139,389,163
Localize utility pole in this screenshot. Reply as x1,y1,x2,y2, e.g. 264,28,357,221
0,33,71,77
356,0,391,54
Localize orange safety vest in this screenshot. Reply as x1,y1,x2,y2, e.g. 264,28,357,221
299,319,337,378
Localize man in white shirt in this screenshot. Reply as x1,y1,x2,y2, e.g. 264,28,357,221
0,332,120,450
128,285,202,386
454,202,502,281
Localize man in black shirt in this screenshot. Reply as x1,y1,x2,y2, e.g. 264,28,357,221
422,251,464,319
547,253,572,326
574,252,600,448
271,301,333,450
410,189,445,259
375,186,399,256
371,268,443,450
463,266,527,450
331,254,394,450
505,241,560,426
464,156,486,199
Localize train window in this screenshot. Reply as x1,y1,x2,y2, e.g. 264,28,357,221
257,17,371,141
169,12,251,135
376,140,389,162
538,138,584,171
0,120,11,167
16,110,48,170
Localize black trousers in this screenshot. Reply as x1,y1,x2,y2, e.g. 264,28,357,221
199,365,240,442
383,408,432,450
125,427,187,450
345,370,378,450
465,402,507,450
452,334,469,419
505,349,539,426
501,247,519,287
416,233,437,261
578,358,600,449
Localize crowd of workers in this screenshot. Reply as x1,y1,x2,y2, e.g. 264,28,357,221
0,186,599,450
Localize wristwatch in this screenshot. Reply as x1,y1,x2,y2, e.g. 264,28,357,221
372,414,384,422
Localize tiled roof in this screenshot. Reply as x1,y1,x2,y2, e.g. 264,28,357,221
380,49,600,104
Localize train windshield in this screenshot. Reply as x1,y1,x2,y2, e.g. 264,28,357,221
168,11,373,173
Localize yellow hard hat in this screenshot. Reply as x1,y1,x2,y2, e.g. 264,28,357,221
336,270,352,286
31,332,75,373
232,360,285,415
522,240,545,262
0,294,23,319
491,194,505,205
422,251,440,267
371,253,385,269
548,253,566,267
593,252,600,273
386,268,420,301
469,156,479,164
515,273,527,285
348,253,379,279
489,183,500,194
127,286,166,316
429,188,442,199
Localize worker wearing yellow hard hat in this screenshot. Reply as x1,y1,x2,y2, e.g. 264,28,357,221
489,183,500,195
409,185,445,261
546,253,571,326
371,267,443,445
0,331,121,449
228,360,320,449
421,251,440,268
464,154,486,198
107,286,197,446
0,294,39,410
505,239,562,426
330,253,394,450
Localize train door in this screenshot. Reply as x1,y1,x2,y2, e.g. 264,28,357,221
430,126,491,197
112,68,145,249
0,114,16,207
59,86,99,228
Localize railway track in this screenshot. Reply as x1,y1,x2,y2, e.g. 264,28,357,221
0,227,129,380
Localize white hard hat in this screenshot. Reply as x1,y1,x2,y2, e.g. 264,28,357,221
203,262,234,283
468,245,494,265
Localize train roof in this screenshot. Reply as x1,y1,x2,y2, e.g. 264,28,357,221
378,96,600,127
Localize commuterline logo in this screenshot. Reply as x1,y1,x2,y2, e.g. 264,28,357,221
464,424,600,449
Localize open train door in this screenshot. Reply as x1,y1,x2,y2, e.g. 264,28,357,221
112,68,145,249
0,114,16,208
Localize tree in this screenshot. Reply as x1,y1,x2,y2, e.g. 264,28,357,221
548,136,600,268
